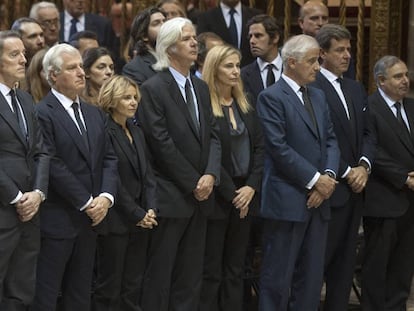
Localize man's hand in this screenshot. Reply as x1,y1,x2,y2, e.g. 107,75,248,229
193,174,215,201
137,209,158,229
15,191,42,222
406,172,414,191
232,186,255,219
346,166,369,193
314,174,338,199
307,189,324,208
85,196,111,226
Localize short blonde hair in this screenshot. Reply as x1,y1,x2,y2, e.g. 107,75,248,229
202,45,251,117
98,75,140,114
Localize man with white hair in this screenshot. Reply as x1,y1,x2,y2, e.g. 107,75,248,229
29,1,60,47
256,34,339,311
137,17,221,311
31,43,118,311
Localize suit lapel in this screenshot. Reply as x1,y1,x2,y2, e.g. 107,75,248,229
374,91,414,152
280,79,319,138
249,63,264,96
164,72,200,141
0,91,27,147
48,94,91,163
129,121,148,179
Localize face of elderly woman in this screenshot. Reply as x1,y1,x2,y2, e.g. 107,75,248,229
111,85,139,121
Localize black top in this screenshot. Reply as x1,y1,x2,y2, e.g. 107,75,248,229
222,100,250,178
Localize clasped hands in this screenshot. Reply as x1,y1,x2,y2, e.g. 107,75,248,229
137,209,158,229
346,165,369,193
405,171,414,191
15,191,43,222
307,174,338,209
193,174,215,201
85,196,111,226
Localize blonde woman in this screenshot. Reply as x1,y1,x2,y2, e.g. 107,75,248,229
200,45,264,311
94,75,157,311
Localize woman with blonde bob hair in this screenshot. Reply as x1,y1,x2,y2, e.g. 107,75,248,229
93,75,157,311
200,44,264,310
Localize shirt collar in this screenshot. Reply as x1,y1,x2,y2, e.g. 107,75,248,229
378,87,402,110
169,67,191,89
257,53,283,73
64,11,85,25
0,82,12,99
51,88,81,111
320,67,340,84
220,1,242,16
281,73,302,94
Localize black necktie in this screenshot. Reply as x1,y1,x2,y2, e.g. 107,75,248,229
72,102,89,150
395,101,410,133
69,18,78,40
9,89,27,140
300,86,318,131
266,64,275,87
185,79,199,132
228,8,238,48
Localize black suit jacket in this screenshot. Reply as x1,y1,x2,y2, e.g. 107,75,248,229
310,72,376,206
212,102,264,218
59,12,116,52
138,70,221,218
364,91,414,218
105,117,156,234
122,52,157,86
196,5,261,67
241,60,263,102
0,89,49,228
36,91,118,238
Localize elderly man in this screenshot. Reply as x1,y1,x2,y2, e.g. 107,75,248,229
311,24,376,311
11,18,45,65
298,0,329,37
137,17,221,311
256,34,340,311
29,1,60,47
362,56,414,311
0,30,49,311
31,43,118,311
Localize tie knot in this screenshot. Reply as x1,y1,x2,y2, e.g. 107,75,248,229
9,89,16,97
395,101,402,110
300,86,307,94
72,102,79,110
229,8,236,15
266,64,274,70
71,18,78,25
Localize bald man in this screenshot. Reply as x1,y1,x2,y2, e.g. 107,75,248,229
298,0,329,37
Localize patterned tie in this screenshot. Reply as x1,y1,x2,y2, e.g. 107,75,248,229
72,102,89,150
69,18,78,40
185,79,199,132
266,64,275,87
9,89,27,140
228,8,238,48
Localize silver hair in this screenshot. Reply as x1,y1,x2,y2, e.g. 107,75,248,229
42,43,80,86
29,1,58,19
373,55,403,85
153,17,194,71
281,34,320,67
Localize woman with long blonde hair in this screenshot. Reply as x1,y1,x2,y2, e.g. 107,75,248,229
200,45,264,311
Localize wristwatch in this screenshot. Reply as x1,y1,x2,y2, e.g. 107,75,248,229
359,160,371,174
34,189,46,202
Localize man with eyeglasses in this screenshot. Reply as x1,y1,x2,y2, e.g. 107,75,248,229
29,1,61,47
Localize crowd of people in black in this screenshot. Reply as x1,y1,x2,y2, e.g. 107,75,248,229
0,0,412,311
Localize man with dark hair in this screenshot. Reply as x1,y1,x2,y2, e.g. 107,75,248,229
241,14,282,101
69,30,99,55
11,17,45,65
197,0,261,67
362,55,414,311
122,7,166,86
0,30,49,311
311,24,376,311
194,32,223,78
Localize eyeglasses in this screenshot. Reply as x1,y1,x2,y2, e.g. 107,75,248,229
40,18,59,28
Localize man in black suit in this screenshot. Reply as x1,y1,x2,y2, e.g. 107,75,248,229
311,24,376,311
138,17,221,311
32,43,118,311
59,0,116,57
0,30,49,311
122,7,166,86
197,0,261,67
241,14,282,102
362,56,414,311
